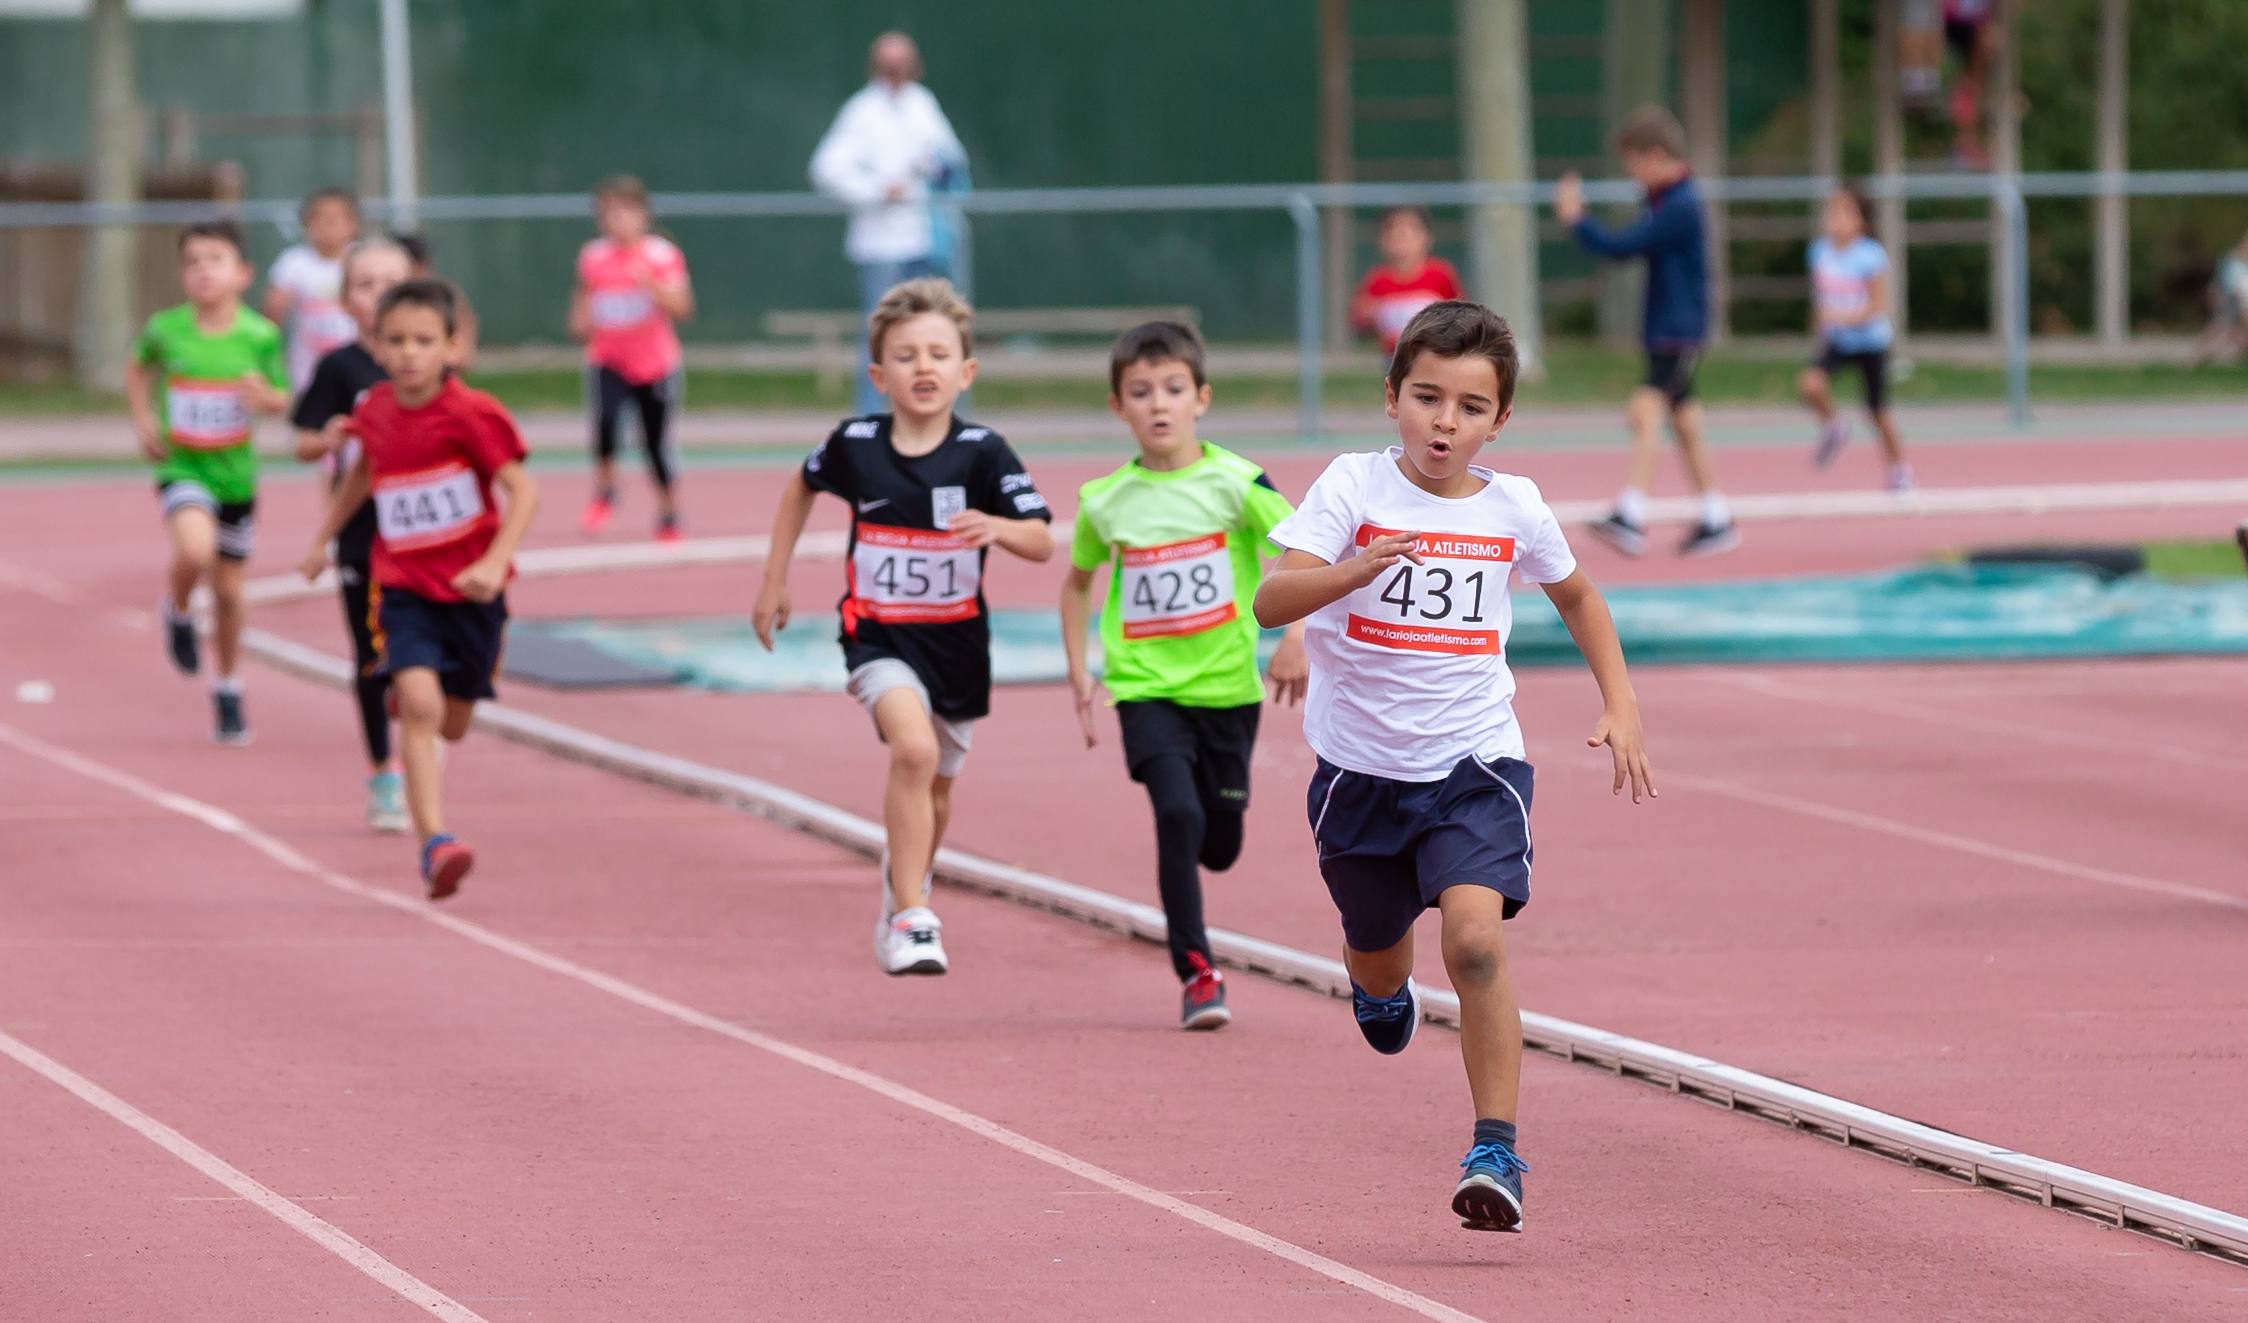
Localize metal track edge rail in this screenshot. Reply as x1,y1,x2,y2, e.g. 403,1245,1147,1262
238,625,2248,1266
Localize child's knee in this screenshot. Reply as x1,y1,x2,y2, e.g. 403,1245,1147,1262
1797,368,1827,398
1152,792,1206,844
394,686,445,729
888,732,941,780
1442,929,1508,991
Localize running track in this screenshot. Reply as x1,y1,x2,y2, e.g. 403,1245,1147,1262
4,425,2246,1318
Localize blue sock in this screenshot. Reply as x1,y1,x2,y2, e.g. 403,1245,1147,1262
420,833,455,871
1474,1119,1517,1150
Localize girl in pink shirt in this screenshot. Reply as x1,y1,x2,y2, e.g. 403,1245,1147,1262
568,176,695,540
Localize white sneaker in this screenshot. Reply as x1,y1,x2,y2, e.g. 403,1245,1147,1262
878,906,948,976
1813,419,1850,469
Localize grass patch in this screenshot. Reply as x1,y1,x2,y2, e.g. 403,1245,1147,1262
2142,538,2247,579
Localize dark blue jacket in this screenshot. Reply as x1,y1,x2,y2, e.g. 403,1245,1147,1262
1571,174,1709,349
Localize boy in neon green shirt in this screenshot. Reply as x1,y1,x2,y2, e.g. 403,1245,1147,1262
125,220,290,745
1060,322,1308,1030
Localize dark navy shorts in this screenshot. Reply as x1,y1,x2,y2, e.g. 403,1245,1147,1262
1307,753,1535,953
375,585,508,702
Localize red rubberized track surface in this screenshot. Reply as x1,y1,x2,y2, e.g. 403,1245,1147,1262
4,427,2246,1318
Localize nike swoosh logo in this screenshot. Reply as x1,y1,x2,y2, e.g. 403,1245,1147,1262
857,499,890,512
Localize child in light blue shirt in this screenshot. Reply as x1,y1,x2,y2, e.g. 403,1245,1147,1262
1799,185,1912,491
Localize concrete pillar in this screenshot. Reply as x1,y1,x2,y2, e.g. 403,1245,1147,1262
75,0,140,393
1987,0,2022,347
1458,0,1543,370
1317,0,1353,350
2094,0,2129,344
1679,0,1729,341
1873,0,1909,339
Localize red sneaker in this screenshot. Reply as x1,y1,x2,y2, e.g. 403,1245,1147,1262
656,517,683,545
1180,953,1231,1031
421,836,475,902
581,495,614,534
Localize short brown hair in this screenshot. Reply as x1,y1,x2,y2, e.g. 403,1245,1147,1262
592,174,649,209
1615,105,1688,160
376,277,461,337
1108,320,1205,394
178,219,246,257
1385,300,1520,415
867,277,974,360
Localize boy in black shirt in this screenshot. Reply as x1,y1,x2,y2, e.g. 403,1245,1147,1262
756,279,1054,975
290,236,415,833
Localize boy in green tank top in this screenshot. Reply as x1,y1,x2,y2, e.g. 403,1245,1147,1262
125,220,290,745
1060,322,1308,1030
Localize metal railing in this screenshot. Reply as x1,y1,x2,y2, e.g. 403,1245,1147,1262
10,168,2248,436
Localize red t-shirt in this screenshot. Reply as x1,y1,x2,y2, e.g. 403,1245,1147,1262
1354,259,1464,352
354,377,530,603
577,235,688,384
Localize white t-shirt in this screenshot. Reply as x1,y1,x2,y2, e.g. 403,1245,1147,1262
268,244,357,390
808,81,966,264
1268,448,1578,781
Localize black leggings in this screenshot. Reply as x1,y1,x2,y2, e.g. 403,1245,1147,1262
339,550,391,768
1141,753,1246,980
589,365,678,490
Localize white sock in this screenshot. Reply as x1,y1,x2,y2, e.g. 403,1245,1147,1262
1615,488,1649,525
211,675,241,698
1699,491,1732,527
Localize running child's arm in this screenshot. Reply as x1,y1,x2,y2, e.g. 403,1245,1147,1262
1252,537,1421,628
124,359,163,461
298,451,371,581
1266,622,1309,707
1059,566,1103,748
566,285,593,342
1540,569,1655,803
242,332,291,416
753,470,819,650
949,511,1053,562
451,461,538,605
640,260,694,322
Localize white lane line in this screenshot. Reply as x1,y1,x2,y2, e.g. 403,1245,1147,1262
0,1026,485,1322
0,721,1484,1323
236,474,2248,607
1699,669,2248,775
1670,770,2248,913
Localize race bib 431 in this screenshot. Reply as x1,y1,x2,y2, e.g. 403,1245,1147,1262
165,377,251,449
851,523,982,624
374,462,486,552
1119,533,1236,640
1344,524,1513,655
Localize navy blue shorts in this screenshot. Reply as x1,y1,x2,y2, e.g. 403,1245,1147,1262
1307,754,1535,953
375,584,508,702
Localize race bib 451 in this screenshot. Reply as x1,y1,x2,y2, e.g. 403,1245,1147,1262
852,523,982,624
374,462,486,552
1344,524,1513,655
1119,533,1236,640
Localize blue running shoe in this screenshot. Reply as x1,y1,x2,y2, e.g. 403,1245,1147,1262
1453,1141,1530,1232
1351,979,1418,1055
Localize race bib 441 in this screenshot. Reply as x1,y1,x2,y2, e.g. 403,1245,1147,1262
1344,524,1513,655
852,523,982,624
165,377,251,449
374,462,486,552
1119,533,1236,640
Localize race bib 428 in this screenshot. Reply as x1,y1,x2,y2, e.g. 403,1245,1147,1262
1119,533,1236,640
1344,524,1513,655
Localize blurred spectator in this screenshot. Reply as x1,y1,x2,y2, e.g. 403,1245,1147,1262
1349,206,1463,358
2195,231,2248,367
1943,0,1999,168
810,31,968,414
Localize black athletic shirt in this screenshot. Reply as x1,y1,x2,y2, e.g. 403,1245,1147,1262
290,342,387,565
801,414,1051,721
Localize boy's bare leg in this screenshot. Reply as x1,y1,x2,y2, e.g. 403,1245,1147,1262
872,689,941,911
1437,885,1521,1124
1798,367,1837,423
1342,929,1415,999
1870,408,1908,467
207,558,246,680
1623,387,1666,495
440,697,476,742
930,773,956,858
1670,401,1721,496
393,668,447,840
164,508,216,614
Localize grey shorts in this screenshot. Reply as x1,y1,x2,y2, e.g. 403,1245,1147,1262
846,658,976,779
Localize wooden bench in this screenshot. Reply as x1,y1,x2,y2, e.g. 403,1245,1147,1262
765,305,1200,390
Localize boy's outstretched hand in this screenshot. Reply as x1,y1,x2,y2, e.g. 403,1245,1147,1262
451,557,508,605
1266,631,1308,707
297,543,330,583
752,583,791,651
1555,171,1586,226
1068,667,1102,749
1589,704,1655,803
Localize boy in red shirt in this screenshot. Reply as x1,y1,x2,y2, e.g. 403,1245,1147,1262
299,280,540,900
1352,206,1464,357
568,175,694,541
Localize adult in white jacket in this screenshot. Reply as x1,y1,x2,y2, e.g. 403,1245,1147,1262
809,31,968,413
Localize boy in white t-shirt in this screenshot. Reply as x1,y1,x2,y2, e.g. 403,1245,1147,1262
1256,300,1654,1234
264,187,362,391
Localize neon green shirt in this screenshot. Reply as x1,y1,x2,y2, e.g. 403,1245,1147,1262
134,302,287,505
1071,441,1295,708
